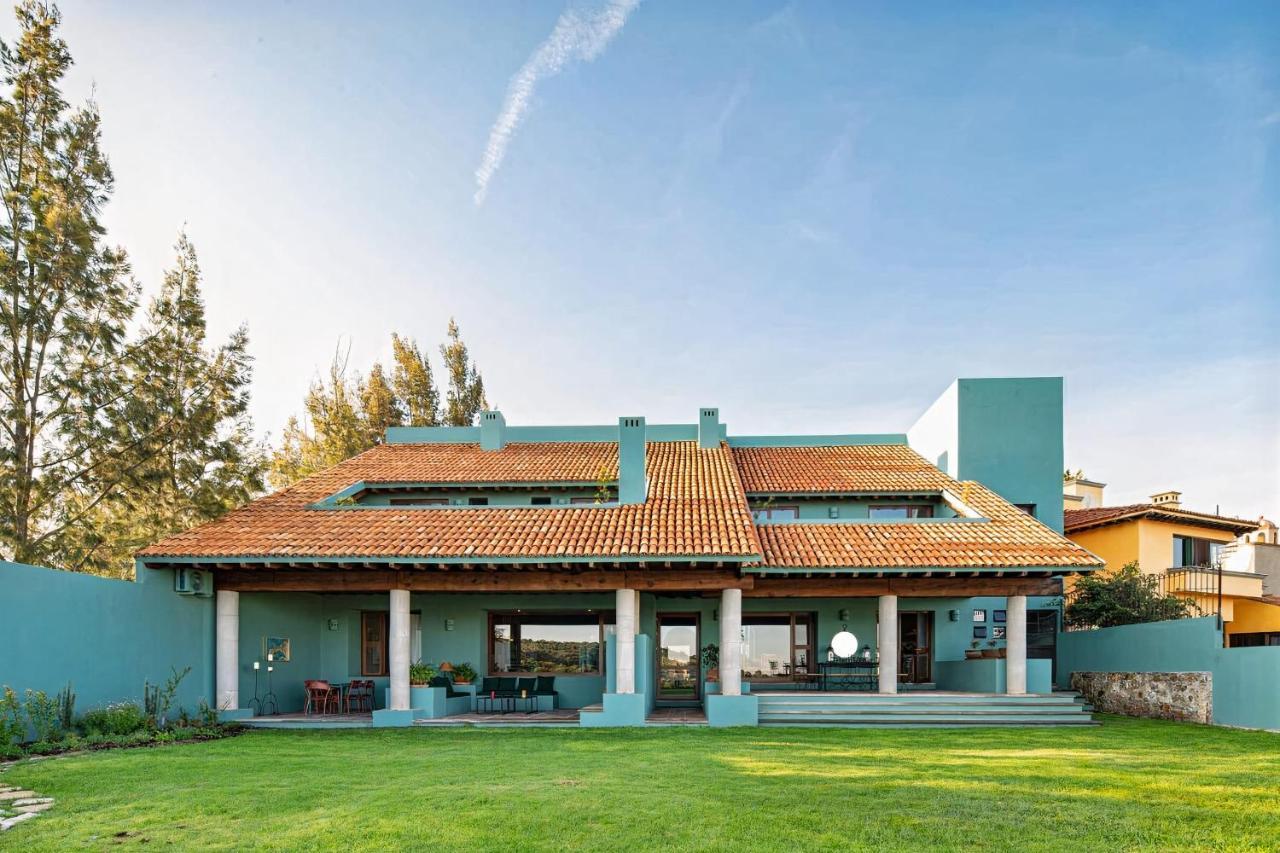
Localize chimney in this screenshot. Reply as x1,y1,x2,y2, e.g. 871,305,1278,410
698,407,720,449
1151,490,1182,510
1063,474,1105,509
480,411,506,451
618,416,646,505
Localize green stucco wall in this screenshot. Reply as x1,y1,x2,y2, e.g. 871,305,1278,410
1056,617,1280,731
0,561,213,714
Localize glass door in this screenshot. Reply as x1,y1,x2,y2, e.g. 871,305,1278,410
656,613,700,703
898,611,934,684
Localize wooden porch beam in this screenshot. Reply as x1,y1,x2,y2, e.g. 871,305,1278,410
214,568,755,593
745,575,1062,598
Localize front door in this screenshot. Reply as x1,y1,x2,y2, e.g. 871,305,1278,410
898,611,934,683
656,613,700,703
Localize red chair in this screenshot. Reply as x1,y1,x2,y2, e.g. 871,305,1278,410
346,680,374,713
304,680,340,715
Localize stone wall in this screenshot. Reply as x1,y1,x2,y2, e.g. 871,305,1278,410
1070,671,1212,724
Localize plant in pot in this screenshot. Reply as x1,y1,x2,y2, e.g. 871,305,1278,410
452,662,477,685
981,640,1003,659
409,661,436,686
964,641,983,660
700,643,720,682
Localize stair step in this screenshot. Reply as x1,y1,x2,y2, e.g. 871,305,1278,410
759,713,1093,725
757,707,1088,716
760,719,1098,728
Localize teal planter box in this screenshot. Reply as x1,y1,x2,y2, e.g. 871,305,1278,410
706,694,759,727
934,658,1051,694
580,692,647,727
703,681,751,695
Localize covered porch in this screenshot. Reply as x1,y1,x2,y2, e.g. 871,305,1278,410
191,562,1073,727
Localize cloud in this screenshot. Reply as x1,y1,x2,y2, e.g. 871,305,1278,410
473,0,641,206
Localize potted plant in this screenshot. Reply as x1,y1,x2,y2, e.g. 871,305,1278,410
409,661,436,685
964,641,983,660
981,640,1004,659
452,662,477,685
700,643,720,682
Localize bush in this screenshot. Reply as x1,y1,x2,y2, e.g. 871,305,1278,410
81,702,150,737
25,689,61,742
0,686,23,748
1066,563,1199,629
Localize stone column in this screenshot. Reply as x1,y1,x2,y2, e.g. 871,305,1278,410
1006,594,1028,695
389,589,411,711
615,588,637,694
720,588,743,697
877,594,898,694
215,589,239,711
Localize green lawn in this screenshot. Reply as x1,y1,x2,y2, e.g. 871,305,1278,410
3,717,1277,851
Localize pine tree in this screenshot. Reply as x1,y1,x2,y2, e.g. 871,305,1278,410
61,235,265,575
268,346,370,489
440,319,488,427
361,362,402,444
390,333,438,427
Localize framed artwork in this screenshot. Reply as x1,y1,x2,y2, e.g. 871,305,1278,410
973,626,988,639
992,626,1007,639
263,636,291,662
993,610,1007,623
972,609,987,623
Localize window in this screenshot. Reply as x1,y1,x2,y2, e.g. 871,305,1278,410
741,613,814,680
361,611,388,676
387,497,448,507
869,505,934,520
1172,535,1224,568
488,612,611,676
468,497,489,506
1015,503,1037,517
750,505,799,522
531,497,552,505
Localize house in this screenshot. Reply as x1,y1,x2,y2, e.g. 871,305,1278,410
1062,478,1280,647
134,377,1102,727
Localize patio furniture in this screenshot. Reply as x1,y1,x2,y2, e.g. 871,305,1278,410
817,657,878,692
429,675,468,699
345,679,374,712
304,680,340,715
479,676,515,698
533,676,558,708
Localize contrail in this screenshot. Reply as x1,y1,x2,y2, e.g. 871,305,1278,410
473,0,641,206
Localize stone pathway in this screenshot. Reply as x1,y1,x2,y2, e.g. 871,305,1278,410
0,777,55,832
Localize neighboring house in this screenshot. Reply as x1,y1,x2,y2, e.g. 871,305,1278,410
1062,478,1279,647
133,378,1102,727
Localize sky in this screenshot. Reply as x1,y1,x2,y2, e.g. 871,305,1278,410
21,1,1280,517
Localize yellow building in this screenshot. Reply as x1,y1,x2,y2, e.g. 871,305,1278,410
1063,478,1280,646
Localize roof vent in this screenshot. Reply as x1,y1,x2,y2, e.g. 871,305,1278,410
698,407,720,449
1151,490,1182,510
618,416,646,505
480,411,506,451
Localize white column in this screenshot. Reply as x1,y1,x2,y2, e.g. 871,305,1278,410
215,589,239,711
1006,594,1028,695
720,588,743,697
615,588,637,694
877,594,898,694
389,588,411,711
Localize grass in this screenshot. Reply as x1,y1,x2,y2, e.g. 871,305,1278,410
2,716,1277,851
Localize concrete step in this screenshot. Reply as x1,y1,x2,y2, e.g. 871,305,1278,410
757,706,1089,716
760,719,1099,728
760,712,1094,724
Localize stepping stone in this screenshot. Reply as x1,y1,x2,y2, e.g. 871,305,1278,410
0,790,35,800
14,802,52,813
13,798,53,806
0,811,39,830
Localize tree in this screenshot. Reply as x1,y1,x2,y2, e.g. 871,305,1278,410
390,333,437,427
268,347,368,489
440,318,487,426
57,235,265,575
361,362,402,444
1064,563,1198,629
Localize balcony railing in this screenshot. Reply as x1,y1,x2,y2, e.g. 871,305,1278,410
1063,564,1224,631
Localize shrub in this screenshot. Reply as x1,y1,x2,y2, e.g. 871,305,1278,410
81,702,150,737
56,682,76,732
25,689,61,742
1066,563,1199,629
144,666,190,730
0,686,23,747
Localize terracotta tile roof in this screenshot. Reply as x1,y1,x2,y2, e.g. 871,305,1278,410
753,483,1102,569
138,441,762,561
731,445,952,493
1065,505,1259,535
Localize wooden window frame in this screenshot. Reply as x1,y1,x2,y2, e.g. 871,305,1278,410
740,611,816,680
487,611,612,678
360,610,389,677
868,504,935,519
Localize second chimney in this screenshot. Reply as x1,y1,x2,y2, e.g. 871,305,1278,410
1151,490,1182,510
480,411,506,451
618,416,646,505
698,407,720,449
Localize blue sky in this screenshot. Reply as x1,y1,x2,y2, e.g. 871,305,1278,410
35,1,1280,515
